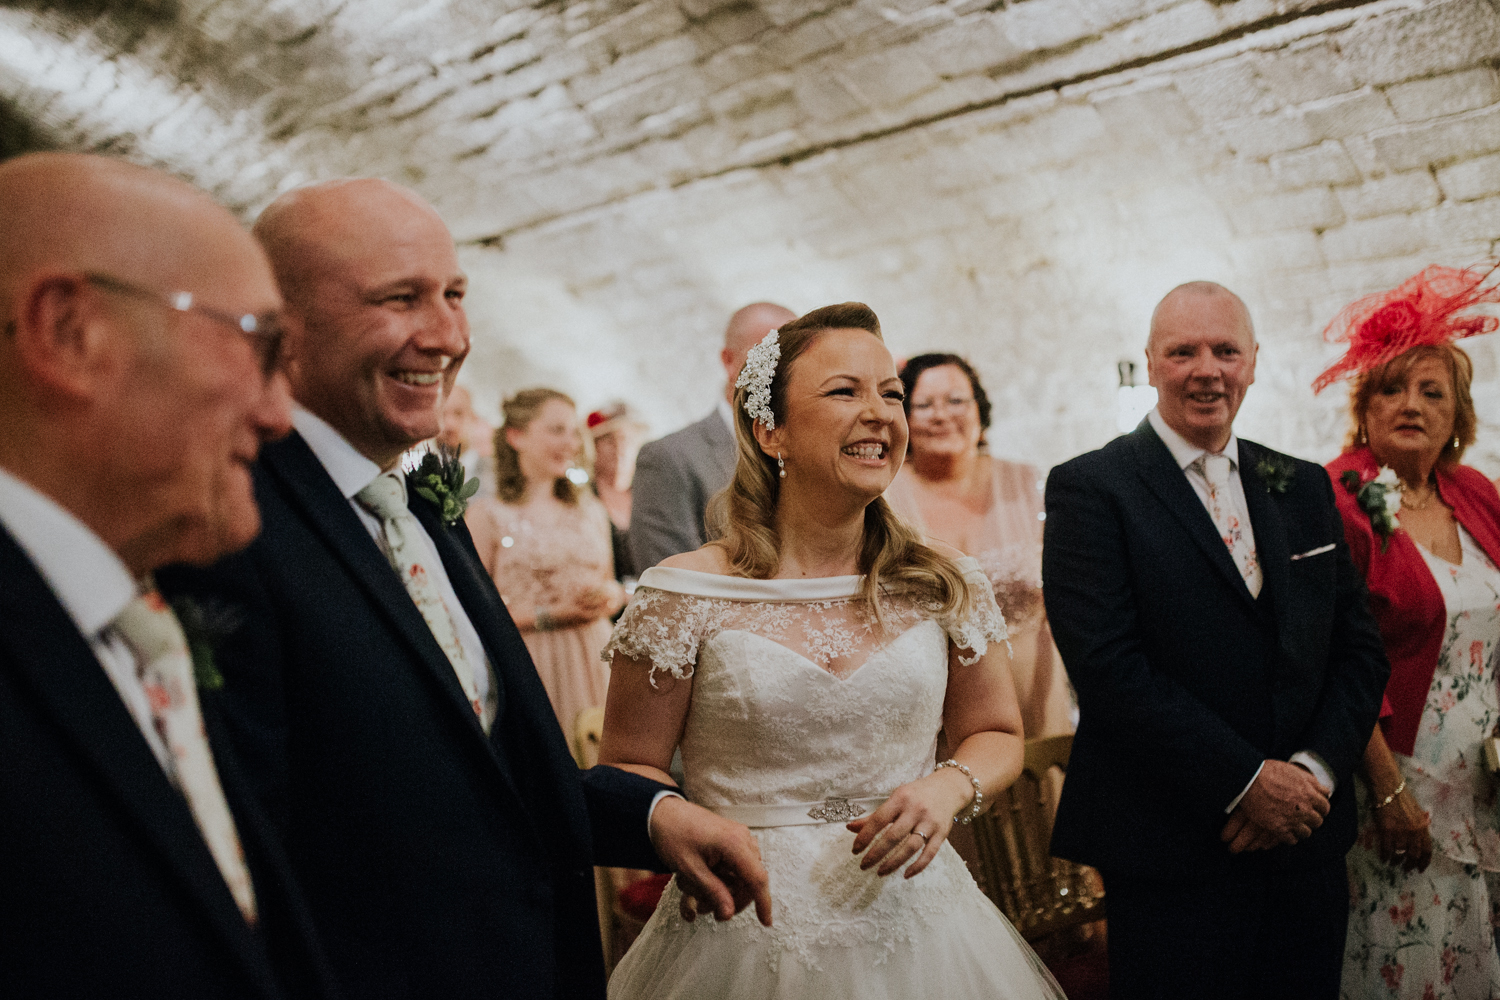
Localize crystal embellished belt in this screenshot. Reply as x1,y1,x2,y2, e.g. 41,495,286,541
713,795,889,829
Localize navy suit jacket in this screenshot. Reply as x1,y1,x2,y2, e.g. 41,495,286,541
0,526,339,1000
158,433,673,1000
1042,421,1389,880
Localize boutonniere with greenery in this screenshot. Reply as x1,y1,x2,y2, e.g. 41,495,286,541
1254,453,1296,494
407,447,480,528
168,596,240,691
1340,466,1403,552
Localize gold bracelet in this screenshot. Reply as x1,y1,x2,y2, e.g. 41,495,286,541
1372,777,1406,810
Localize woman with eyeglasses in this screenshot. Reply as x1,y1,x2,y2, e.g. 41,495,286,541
886,354,1074,741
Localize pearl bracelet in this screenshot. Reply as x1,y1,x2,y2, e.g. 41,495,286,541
1372,777,1406,811
936,758,984,825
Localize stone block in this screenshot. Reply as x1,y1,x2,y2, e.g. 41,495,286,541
1269,141,1360,190
999,0,1098,54
1217,113,1316,160
680,0,748,18
699,42,775,90
707,72,795,119
1229,232,1324,274
914,16,1025,78
1384,66,1500,123
761,15,842,66
584,67,711,135
1252,41,1358,107
1091,82,1200,144
1299,90,1397,142
792,64,867,123
1228,188,1345,236
695,4,774,47
1319,212,1433,263
838,46,941,109
1340,0,1500,88
591,0,687,58
1437,152,1500,201
1173,58,1279,123
1335,171,1441,220
758,0,844,29
1372,103,1500,171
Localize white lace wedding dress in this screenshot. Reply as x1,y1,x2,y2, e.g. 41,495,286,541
602,557,1065,999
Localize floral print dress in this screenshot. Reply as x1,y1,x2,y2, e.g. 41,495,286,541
1343,525,1500,1000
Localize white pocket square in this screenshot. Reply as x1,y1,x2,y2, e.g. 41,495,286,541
1289,543,1336,561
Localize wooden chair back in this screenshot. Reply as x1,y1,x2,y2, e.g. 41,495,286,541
969,733,1106,940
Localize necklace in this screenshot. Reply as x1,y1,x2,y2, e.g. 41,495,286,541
1401,483,1437,511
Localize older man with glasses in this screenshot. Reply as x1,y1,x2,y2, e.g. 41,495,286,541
0,152,337,999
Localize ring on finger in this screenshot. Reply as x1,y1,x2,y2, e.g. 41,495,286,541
910,830,929,846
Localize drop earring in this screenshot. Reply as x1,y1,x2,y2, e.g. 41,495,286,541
777,452,786,478
1454,434,1461,449
1359,425,1368,445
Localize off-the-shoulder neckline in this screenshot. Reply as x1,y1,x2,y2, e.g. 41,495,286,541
635,556,983,601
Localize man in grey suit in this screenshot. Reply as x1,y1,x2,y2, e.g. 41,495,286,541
629,302,795,571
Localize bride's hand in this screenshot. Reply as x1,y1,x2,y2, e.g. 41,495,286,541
846,769,971,878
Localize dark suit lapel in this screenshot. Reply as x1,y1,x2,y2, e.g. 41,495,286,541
1238,441,1292,634
0,528,278,995
260,434,488,740
412,500,591,862
1131,422,1257,609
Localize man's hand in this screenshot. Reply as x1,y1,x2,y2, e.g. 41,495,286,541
648,796,772,927
1220,760,1331,853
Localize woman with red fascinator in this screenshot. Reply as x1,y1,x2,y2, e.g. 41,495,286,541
1319,266,1500,999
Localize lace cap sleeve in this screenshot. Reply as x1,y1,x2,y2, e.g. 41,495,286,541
936,563,1010,666
601,587,724,685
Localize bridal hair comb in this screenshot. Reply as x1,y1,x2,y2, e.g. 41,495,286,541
736,328,781,429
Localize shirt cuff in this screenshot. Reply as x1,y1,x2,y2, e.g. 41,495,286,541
1225,761,1265,814
1290,750,1336,794
647,789,686,838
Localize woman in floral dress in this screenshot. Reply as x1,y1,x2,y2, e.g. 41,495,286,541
1316,266,1500,999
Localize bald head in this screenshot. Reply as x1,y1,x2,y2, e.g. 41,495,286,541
722,302,796,402
1148,282,1255,353
0,153,270,318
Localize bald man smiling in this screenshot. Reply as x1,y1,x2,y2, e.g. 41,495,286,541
0,153,338,999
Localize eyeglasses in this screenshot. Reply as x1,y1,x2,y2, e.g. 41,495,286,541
84,272,284,380
910,395,975,415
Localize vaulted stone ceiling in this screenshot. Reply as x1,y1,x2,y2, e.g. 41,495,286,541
5,0,1500,471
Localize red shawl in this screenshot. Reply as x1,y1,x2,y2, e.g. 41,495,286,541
1326,448,1500,755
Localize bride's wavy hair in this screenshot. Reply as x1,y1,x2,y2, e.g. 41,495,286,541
707,302,979,628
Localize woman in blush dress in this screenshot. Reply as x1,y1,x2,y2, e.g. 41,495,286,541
886,354,1073,739
1315,266,1500,1000
467,388,626,736
598,304,1064,1000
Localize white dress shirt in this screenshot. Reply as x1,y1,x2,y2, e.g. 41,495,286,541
0,466,172,771
1146,409,1335,810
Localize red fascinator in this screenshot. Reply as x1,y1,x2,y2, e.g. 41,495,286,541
1313,264,1500,393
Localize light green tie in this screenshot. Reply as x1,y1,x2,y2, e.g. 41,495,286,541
356,471,491,732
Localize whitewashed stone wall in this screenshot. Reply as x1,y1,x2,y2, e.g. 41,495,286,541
4,0,1500,472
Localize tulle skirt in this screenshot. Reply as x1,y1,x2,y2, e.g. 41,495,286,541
608,824,1064,1000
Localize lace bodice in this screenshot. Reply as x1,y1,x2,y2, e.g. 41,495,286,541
603,558,1006,814
472,492,614,613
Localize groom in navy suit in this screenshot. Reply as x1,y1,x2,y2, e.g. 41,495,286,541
160,178,769,1000
1043,282,1389,999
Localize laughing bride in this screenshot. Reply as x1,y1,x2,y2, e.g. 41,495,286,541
598,303,1065,999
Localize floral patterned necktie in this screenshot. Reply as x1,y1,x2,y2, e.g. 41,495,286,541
1199,453,1263,598
111,589,259,925
356,471,490,732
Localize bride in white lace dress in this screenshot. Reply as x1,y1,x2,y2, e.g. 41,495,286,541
598,303,1064,999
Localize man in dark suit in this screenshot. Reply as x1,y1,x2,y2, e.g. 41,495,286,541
161,178,770,1000
1043,282,1389,999
0,153,337,999
629,301,794,572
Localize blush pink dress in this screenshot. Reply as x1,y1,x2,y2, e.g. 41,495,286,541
470,492,615,737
